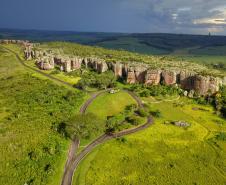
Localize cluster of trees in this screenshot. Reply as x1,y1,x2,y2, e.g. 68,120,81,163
213,86,226,118
194,85,226,119
56,113,105,140
105,104,140,133
76,70,116,90
129,84,180,97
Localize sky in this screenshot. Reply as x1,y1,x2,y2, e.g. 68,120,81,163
0,0,226,35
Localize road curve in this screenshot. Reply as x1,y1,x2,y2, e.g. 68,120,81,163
71,116,153,177
63,91,153,185
1,45,153,185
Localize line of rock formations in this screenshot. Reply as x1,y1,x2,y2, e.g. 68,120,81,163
1,40,224,96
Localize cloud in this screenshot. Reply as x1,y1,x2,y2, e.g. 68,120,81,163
0,0,226,34
116,0,226,34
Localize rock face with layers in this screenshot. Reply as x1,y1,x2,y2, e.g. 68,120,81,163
71,57,82,70
162,71,177,85
127,67,136,84
110,62,123,77
180,71,196,90
193,75,222,95
23,45,224,96
134,66,147,83
145,70,162,85
36,56,54,70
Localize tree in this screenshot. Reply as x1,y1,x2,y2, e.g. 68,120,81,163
64,113,104,140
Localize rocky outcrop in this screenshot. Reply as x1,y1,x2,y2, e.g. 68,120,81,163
126,66,147,84
22,44,224,96
193,75,222,95
145,70,161,85
71,57,82,70
127,67,136,84
36,56,54,70
110,62,123,77
162,71,177,85
180,71,196,90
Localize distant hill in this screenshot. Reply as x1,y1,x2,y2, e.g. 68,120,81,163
1,28,226,56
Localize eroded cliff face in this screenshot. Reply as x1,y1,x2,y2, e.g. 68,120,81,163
145,70,162,85
162,71,178,85
20,44,224,96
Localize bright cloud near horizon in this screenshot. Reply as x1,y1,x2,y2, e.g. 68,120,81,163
0,0,226,35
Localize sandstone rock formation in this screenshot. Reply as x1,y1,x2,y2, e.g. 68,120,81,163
36,56,54,70
19,42,224,96
145,70,161,85
162,71,177,85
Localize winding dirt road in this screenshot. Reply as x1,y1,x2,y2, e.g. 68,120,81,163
61,90,153,185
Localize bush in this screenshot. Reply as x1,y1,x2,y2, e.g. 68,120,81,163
150,109,162,118
126,115,142,126
215,132,226,141
137,108,149,117
140,89,150,97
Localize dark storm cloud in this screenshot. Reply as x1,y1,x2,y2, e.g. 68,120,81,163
0,0,226,34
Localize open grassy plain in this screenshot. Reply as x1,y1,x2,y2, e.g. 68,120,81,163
86,91,137,120
73,97,226,185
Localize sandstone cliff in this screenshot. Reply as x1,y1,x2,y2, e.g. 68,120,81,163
20,43,225,96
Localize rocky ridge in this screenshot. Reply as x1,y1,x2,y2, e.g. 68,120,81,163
0,40,224,96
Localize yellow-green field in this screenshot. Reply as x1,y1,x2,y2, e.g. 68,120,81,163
73,98,226,185
86,91,137,120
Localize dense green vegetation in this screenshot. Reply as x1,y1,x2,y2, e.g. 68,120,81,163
62,113,105,140
105,104,145,133
214,86,226,118
129,84,181,97
75,70,116,90
0,45,86,185
73,97,226,185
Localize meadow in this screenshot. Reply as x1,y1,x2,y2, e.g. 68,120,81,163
86,91,137,120
0,44,86,185
73,97,226,185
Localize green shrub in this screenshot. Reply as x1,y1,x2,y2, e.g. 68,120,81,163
215,132,226,141
126,115,142,126
150,109,162,118
137,108,149,117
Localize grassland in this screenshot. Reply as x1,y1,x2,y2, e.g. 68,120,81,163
0,44,86,185
73,97,226,185
95,37,169,55
86,91,137,120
